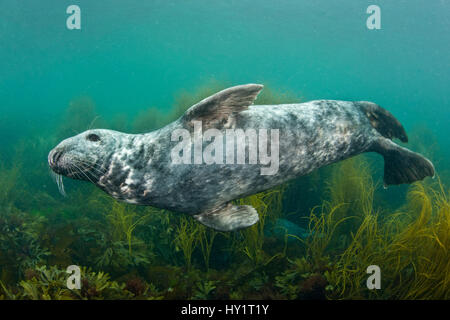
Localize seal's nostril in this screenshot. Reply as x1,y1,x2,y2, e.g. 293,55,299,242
51,151,62,165
48,151,55,166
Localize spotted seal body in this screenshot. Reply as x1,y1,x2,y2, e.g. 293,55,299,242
49,84,434,231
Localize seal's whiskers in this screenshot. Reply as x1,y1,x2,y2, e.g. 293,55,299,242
73,158,106,179
78,160,106,177
50,170,66,197
72,162,96,185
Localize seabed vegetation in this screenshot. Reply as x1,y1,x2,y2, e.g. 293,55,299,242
0,82,448,300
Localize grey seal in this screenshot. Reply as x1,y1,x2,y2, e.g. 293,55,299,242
48,84,435,231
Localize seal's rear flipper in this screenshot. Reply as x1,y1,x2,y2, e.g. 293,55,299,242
357,101,408,142
371,138,435,186
193,203,259,231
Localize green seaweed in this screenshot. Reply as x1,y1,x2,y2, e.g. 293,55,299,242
235,186,286,266
173,216,200,272
198,225,217,272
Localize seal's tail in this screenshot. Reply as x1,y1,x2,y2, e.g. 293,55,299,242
357,101,434,186
371,138,435,186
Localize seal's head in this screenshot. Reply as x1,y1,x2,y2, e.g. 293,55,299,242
48,129,121,185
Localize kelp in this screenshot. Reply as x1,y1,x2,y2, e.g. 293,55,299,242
321,179,449,300
302,202,354,268
0,162,20,208
234,186,286,266
326,157,377,237
173,216,201,272
57,96,103,140
133,107,167,133
198,226,217,272
0,208,49,283
0,265,162,300
106,200,153,254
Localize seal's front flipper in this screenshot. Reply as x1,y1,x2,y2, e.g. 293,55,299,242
371,138,435,186
182,84,263,130
193,203,259,231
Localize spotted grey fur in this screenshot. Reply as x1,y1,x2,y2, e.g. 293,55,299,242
48,84,435,231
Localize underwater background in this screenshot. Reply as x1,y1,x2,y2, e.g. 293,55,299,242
0,0,449,299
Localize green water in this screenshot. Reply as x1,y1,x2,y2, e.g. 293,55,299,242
0,1,448,300
2,1,449,145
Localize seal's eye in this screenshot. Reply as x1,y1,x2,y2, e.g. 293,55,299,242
86,133,101,142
